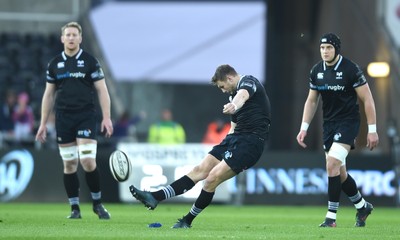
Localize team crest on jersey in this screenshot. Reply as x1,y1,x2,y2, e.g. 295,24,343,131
317,73,324,79
57,62,65,68
77,60,85,67
336,72,343,79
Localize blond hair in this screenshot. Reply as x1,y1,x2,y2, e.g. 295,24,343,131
61,22,82,36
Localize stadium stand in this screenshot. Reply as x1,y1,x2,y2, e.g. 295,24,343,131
0,32,62,119
0,31,62,148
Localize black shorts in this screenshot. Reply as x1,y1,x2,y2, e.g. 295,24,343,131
55,110,98,144
209,133,266,174
323,119,360,152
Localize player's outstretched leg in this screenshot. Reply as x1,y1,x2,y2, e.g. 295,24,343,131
129,175,196,210
129,185,159,210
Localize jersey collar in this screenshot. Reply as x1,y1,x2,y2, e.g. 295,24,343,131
62,49,83,61
236,75,245,90
323,55,343,71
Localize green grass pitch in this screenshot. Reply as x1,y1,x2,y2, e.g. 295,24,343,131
0,203,399,239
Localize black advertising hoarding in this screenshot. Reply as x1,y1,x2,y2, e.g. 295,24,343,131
116,143,397,206
0,147,118,203
0,145,396,206
242,152,396,206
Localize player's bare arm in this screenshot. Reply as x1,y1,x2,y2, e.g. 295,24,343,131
355,84,379,150
223,89,249,114
35,83,56,143
297,89,320,148
94,79,113,138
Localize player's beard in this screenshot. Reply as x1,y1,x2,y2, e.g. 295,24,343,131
325,54,337,65
65,42,79,55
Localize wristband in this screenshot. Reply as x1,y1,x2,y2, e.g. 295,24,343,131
368,124,377,133
300,122,309,131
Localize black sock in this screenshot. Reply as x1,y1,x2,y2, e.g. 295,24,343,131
328,175,341,214
342,174,365,209
152,175,195,201
71,204,80,211
184,189,215,225
341,174,358,196
85,168,102,206
85,168,101,193
64,172,80,198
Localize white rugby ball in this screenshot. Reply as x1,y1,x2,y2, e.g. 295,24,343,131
109,150,131,182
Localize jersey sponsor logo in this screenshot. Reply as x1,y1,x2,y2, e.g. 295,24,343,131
91,68,105,79
353,75,367,87
336,72,343,79
56,71,86,79
315,84,345,91
317,72,324,79
77,60,84,67
77,129,92,137
327,85,345,91
241,82,252,87
57,62,65,68
240,81,256,92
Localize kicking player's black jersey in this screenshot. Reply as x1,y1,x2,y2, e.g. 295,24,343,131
230,75,271,139
309,55,367,121
46,49,105,112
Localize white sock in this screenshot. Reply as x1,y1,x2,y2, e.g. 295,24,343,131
326,211,336,220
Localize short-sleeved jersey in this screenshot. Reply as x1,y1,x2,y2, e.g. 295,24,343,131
309,55,367,121
46,49,105,112
230,75,271,139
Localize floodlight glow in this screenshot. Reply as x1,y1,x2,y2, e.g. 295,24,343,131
367,62,390,78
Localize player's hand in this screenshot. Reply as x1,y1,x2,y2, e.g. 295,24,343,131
296,131,308,148
222,102,236,115
35,125,47,143
101,118,113,138
366,132,379,151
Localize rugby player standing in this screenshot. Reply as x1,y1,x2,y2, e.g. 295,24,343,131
296,33,379,227
36,22,113,220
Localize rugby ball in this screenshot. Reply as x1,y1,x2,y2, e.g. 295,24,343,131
109,150,131,182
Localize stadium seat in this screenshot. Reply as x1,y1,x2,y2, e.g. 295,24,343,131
0,32,64,123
